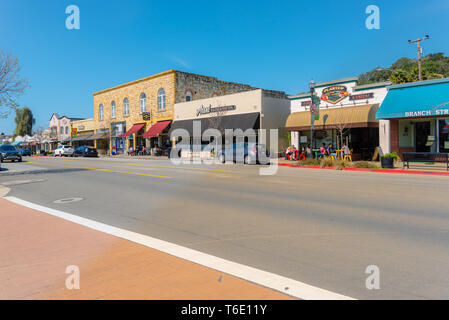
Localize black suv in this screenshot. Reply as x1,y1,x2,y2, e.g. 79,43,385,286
0,145,23,163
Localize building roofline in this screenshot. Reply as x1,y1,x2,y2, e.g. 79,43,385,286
353,81,392,91
388,77,449,90
314,77,359,88
93,70,177,96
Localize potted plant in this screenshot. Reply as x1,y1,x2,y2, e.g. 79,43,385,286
381,152,401,169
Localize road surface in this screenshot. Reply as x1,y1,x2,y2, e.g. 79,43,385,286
1,156,449,299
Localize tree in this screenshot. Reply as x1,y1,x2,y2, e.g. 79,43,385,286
0,52,28,118
333,107,353,149
14,107,35,137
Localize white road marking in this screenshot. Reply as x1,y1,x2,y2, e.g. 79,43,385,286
4,196,355,300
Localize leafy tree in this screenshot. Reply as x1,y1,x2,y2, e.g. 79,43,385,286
0,52,28,118
14,107,35,137
359,52,449,85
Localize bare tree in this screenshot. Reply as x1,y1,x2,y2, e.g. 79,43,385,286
333,107,353,149
0,51,28,118
207,104,227,135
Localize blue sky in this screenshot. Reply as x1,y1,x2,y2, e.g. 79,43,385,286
1,0,448,134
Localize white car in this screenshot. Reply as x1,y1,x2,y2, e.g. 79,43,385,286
54,145,74,157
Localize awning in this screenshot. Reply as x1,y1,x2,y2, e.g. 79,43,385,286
143,121,171,138
11,141,22,146
169,113,260,137
71,132,94,141
86,133,109,141
119,123,145,138
285,104,379,131
377,79,449,119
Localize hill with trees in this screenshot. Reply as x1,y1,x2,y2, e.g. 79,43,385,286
358,52,449,85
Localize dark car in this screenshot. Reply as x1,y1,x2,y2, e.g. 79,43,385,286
20,148,31,156
217,142,270,165
0,145,22,163
74,146,98,157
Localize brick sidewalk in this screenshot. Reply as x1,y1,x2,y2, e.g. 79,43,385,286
0,199,291,300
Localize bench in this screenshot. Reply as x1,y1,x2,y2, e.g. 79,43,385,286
402,152,449,171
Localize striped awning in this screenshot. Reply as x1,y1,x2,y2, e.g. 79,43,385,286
285,104,380,131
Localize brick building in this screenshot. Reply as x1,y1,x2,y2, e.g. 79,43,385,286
92,70,260,154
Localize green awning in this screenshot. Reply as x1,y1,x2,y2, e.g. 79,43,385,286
377,78,449,119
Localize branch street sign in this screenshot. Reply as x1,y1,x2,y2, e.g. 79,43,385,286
310,94,321,116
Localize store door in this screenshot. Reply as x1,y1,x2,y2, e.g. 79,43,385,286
415,122,431,152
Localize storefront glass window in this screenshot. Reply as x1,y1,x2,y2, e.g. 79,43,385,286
439,119,449,153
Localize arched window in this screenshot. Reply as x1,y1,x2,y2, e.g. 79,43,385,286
65,126,69,135
99,104,104,120
140,93,147,113
123,98,129,116
186,91,193,102
158,88,166,110
111,101,116,118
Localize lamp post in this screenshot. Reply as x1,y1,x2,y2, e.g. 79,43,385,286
309,80,316,159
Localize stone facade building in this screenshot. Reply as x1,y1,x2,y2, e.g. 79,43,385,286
92,70,273,154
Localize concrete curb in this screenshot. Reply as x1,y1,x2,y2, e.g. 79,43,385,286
0,185,10,197
278,163,449,176
0,169,49,176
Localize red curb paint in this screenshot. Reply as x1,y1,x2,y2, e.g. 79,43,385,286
278,163,449,176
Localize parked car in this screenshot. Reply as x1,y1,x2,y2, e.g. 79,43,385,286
0,145,23,163
54,145,74,157
217,142,270,164
20,148,31,156
74,146,98,158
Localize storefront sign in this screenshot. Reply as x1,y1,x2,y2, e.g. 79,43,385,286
301,101,312,106
321,86,350,104
404,108,449,117
111,122,126,137
71,128,78,138
196,104,236,117
142,112,151,121
349,93,374,101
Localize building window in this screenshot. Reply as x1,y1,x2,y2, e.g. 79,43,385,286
140,93,147,113
60,126,64,134
65,126,69,135
111,101,116,118
99,104,104,120
123,98,129,116
158,88,166,111
186,90,193,102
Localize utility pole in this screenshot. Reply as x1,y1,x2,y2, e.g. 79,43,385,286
408,35,429,81
309,80,320,159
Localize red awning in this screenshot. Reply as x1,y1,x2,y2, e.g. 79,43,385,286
143,121,171,139
119,123,145,138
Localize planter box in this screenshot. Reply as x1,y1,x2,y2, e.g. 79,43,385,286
381,157,394,169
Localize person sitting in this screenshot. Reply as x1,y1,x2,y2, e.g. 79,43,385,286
342,143,350,156
327,143,337,159
128,146,134,156
286,146,296,160
319,143,327,158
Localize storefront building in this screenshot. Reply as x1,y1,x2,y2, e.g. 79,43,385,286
92,70,260,155
48,113,85,150
377,78,449,157
71,118,95,148
170,89,290,154
286,78,390,160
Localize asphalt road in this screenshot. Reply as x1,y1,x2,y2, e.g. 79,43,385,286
1,156,449,299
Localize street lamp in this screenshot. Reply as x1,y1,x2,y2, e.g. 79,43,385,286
309,80,316,159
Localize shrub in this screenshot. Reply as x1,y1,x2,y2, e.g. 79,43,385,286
351,161,381,169
320,158,349,170
382,152,401,161
294,158,321,166
320,157,334,168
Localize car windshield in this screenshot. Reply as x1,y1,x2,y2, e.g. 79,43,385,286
0,145,16,151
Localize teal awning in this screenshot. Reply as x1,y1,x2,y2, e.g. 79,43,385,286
376,78,449,119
